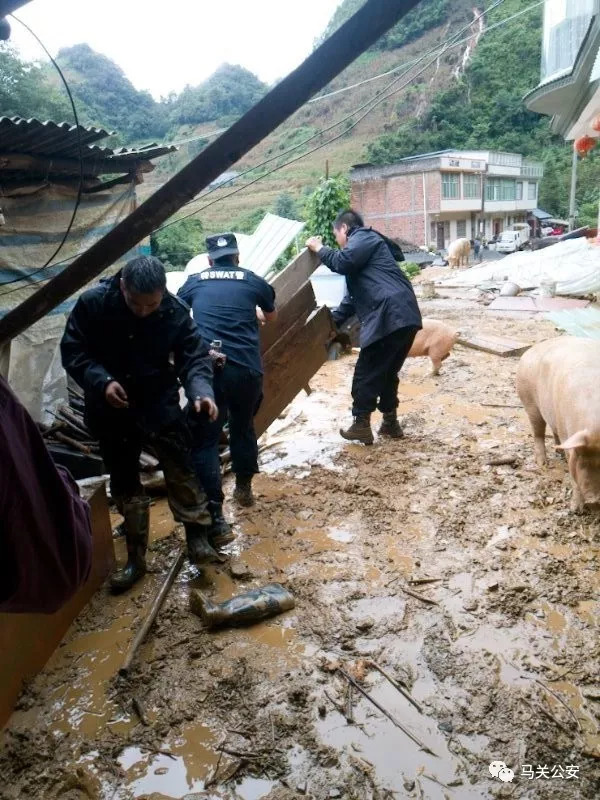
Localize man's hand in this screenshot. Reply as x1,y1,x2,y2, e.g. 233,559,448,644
256,307,266,326
194,396,218,421
305,236,323,254
105,380,129,409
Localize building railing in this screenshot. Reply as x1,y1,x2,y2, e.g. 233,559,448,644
521,163,544,178
488,151,521,167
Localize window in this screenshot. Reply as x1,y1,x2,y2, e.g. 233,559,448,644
516,182,523,200
456,220,467,238
485,178,517,202
542,0,595,82
442,173,459,199
528,182,537,200
463,174,481,199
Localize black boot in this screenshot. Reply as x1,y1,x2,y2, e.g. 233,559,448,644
208,501,235,548
340,414,374,445
185,522,220,565
378,411,404,439
233,475,255,508
110,497,150,593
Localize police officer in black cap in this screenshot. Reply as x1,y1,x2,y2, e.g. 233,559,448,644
178,233,277,534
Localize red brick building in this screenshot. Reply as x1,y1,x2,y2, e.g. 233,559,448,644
350,149,544,249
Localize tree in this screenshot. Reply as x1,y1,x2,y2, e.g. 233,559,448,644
0,44,71,120
273,192,299,219
304,176,350,247
151,218,204,270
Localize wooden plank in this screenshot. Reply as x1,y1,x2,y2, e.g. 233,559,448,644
0,481,114,728
269,249,320,308
255,306,334,438
260,280,316,354
457,332,531,357
0,152,153,178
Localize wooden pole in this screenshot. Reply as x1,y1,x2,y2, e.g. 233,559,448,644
119,547,186,677
0,0,422,345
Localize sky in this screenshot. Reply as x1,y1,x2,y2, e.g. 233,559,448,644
8,0,342,98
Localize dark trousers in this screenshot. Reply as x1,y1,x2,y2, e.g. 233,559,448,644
90,411,211,527
189,361,263,504
352,326,419,416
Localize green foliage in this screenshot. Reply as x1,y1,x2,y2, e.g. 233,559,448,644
0,44,71,120
55,44,165,143
233,206,268,235
401,262,420,279
168,64,267,126
304,176,350,247
273,192,299,219
150,218,204,270
317,0,450,51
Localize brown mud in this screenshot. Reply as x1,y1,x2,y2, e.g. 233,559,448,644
1,302,599,800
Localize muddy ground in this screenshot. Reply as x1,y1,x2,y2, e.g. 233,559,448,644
1,297,599,800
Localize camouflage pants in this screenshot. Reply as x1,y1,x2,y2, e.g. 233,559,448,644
96,415,211,527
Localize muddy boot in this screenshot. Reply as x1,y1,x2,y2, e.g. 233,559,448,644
378,411,404,439
208,501,235,548
340,414,374,445
185,522,220,565
110,497,150,594
233,475,255,508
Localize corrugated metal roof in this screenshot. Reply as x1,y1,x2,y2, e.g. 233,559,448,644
243,213,305,277
546,307,600,339
0,117,177,172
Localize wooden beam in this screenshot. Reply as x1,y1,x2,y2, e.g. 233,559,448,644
0,0,31,16
255,306,334,438
457,333,531,357
269,248,320,308
0,0,420,345
260,280,317,355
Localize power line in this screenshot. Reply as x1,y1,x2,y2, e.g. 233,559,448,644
154,0,509,232
155,0,511,232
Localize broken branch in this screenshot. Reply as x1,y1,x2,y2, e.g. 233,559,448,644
367,661,423,714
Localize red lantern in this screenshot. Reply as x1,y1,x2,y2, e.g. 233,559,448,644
591,115,600,133
574,135,597,157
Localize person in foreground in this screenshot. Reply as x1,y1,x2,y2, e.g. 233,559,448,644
0,375,92,613
306,210,422,445
61,256,220,593
178,233,277,520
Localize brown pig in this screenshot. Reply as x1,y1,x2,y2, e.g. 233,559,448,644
408,318,459,375
516,337,600,512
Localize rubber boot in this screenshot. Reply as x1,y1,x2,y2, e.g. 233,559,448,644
378,411,404,439
233,475,255,508
185,522,220,565
340,414,374,445
110,497,150,593
208,501,235,548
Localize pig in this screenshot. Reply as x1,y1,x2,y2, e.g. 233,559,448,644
408,318,459,375
447,237,471,268
516,337,600,512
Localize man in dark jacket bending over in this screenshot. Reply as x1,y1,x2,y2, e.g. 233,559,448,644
306,210,422,445
61,256,219,593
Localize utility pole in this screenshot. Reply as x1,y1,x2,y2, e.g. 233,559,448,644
0,0,423,345
568,145,578,231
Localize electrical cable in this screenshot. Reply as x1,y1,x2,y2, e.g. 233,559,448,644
153,0,509,227
155,0,512,232
2,14,84,290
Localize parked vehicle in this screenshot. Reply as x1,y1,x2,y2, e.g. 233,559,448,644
496,223,531,253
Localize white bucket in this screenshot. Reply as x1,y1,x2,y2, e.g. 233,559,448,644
539,279,557,297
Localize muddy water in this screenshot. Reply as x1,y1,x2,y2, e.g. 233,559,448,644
2,307,600,800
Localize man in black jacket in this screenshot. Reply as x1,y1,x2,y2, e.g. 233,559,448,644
61,256,220,593
307,210,422,445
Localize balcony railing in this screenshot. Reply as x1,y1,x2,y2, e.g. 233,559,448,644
521,163,544,177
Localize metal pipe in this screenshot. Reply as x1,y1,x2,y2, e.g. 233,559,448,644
568,144,578,231
0,0,422,345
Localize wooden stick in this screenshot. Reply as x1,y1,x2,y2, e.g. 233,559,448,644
367,661,423,714
119,547,186,676
345,683,354,724
487,456,518,466
338,669,436,756
409,577,442,586
53,431,92,454
480,403,522,408
399,585,439,606
534,679,582,731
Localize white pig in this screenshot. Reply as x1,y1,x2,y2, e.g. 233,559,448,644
516,336,600,512
408,318,459,375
